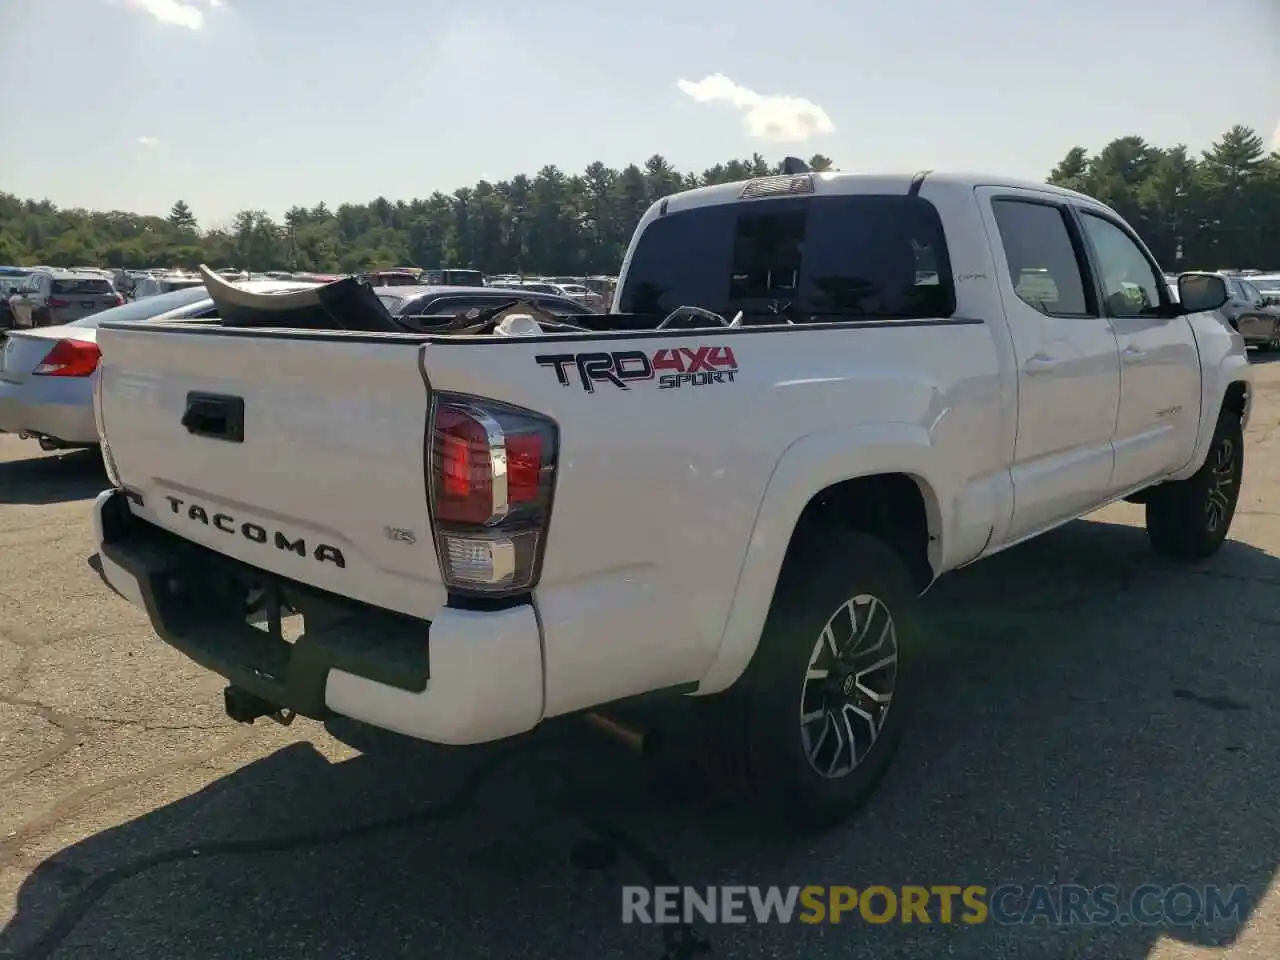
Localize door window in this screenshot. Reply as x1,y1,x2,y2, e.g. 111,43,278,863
1238,280,1265,306
990,199,1092,317
1078,213,1165,318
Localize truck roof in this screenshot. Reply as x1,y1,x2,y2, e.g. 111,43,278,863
663,170,1097,216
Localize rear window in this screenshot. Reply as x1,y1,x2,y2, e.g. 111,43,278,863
53,278,113,295
617,194,954,320
66,284,209,327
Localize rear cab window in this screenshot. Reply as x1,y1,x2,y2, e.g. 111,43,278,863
618,193,955,321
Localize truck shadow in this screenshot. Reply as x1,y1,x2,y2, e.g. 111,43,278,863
0,448,108,506
2,516,1278,959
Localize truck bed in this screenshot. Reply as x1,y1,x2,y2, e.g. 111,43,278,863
95,305,1001,715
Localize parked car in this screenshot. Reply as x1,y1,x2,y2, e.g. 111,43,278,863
89,171,1247,826
7,269,123,328
417,268,486,287
1251,273,1280,303
1217,273,1280,350
371,284,593,325
130,272,206,299
0,280,317,451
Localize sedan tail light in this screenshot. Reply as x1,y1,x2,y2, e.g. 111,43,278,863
426,395,558,596
32,339,102,377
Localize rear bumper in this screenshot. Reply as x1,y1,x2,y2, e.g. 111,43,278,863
0,378,98,445
92,488,545,745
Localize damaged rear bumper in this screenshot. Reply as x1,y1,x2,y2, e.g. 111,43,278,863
92,488,545,745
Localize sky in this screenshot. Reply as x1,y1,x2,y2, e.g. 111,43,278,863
0,0,1277,227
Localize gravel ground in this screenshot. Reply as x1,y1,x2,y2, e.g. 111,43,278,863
2,362,1280,959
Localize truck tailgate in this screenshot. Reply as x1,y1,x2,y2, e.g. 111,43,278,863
96,326,447,619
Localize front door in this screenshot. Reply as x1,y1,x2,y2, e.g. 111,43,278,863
1075,209,1202,491
978,188,1122,544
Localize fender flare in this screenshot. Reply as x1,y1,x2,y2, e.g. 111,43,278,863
694,423,951,695
1168,334,1251,482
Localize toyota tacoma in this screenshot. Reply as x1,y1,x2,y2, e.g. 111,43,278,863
89,169,1250,824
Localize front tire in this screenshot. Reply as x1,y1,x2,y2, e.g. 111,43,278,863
1145,411,1243,561
705,532,924,829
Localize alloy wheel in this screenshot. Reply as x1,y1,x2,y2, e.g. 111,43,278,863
1206,437,1236,533
799,594,899,779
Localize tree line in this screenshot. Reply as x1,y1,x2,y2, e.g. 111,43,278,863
1,125,1276,276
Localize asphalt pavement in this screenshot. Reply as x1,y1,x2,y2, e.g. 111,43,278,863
2,362,1280,959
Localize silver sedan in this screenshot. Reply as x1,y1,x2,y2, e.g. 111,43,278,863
0,279,317,451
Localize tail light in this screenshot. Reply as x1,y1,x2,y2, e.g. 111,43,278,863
32,339,101,377
426,395,558,596
46,298,70,309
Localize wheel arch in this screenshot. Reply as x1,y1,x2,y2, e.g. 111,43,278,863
1167,312,1251,483
695,425,950,696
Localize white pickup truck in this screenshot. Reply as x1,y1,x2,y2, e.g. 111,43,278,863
90,170,1249,826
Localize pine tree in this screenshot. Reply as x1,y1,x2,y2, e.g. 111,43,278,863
168,200,198,232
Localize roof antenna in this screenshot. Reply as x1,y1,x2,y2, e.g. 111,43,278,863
782,156,810,174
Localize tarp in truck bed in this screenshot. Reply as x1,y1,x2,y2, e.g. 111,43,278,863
198,265,405,332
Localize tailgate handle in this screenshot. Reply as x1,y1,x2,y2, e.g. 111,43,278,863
181,392,245,443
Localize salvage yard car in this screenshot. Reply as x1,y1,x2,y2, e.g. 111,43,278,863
373,284,595,323
7,269,123,328
88,170,1249,827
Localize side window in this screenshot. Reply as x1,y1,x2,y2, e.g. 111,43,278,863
535,297,589,315
1239,280,1263,306
420,297,489,317
990,199,1091,316
1077,212,1164,318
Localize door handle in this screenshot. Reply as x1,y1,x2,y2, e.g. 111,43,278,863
1022,354,1059,374
181,392,245,443
1121,346,1147,363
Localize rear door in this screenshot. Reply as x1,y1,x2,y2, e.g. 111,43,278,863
51,277,118,323
1225,279,1265,343
10,275,39,328
977,188,1121,543
1239,280,1280,346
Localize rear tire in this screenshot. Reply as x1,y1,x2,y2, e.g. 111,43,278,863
703,532,924,830
1145,411,1243,561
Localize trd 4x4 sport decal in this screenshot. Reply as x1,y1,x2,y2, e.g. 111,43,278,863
536,346,738,393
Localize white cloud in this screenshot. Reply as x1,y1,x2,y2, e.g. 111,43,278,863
676,73,835,144
137,135,160,147
122,0,225,30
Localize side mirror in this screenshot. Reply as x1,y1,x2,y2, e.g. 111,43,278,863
1177,272,1229,313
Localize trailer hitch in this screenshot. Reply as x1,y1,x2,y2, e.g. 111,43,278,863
223,685,296,726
